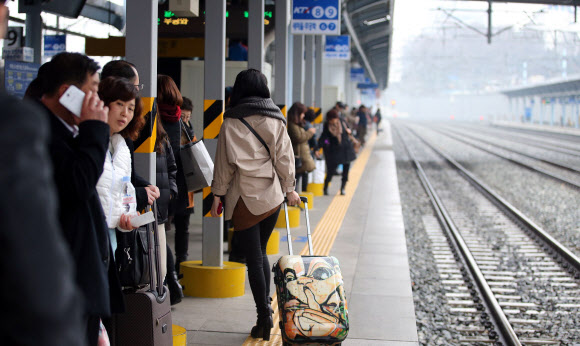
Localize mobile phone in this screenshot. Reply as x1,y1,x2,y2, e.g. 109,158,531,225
59,85,85,118
217,202,223,214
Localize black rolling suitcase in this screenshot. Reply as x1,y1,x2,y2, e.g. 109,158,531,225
272,197,349,345
111,203,173,346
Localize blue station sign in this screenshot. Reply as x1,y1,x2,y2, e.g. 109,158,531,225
357,82,379,89
44,35,66,57
324,35,350,60
350,67,365,82
292,0,340,35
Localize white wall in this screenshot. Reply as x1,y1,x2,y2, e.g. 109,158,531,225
322,58,348,114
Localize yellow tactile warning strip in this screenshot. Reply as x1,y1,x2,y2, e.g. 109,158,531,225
243,132,378,346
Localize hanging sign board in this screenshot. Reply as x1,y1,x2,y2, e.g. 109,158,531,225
4,60,40,99
324,35,350,60
357,82,379,89
292,0,340,35
44,35,66,57
350,67,364,82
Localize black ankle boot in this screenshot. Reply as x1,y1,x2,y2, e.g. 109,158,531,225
340,182,347,195
167,271,184,305
323,183,329,195
250,315,273,340
268,296,274,314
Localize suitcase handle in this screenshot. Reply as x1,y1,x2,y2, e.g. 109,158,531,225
283,196,313,256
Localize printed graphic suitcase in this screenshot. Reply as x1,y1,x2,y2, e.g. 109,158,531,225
111,203,173,346
272,197,349,345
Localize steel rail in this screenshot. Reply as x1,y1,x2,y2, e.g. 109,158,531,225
394,125,521,346
427,126,580,189
449,124,580,158
440,126,580,174
407,125,580,275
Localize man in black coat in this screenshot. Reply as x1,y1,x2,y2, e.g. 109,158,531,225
38,52,124,346
0,6,85,344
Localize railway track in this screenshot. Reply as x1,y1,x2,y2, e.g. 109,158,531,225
420,125,580,189
450,124,580,159
394,124,580,345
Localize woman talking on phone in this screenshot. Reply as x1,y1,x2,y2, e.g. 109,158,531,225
210,69,300,341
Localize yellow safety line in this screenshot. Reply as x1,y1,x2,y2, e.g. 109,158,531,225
242,132,377,346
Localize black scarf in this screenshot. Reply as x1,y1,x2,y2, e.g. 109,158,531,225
223,97,286,125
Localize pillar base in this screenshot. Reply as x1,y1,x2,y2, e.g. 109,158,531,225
307,183,324,196
266,229,280,255
299,191,314,209
180,261,245,298
173,324,187,346
275,206,300,228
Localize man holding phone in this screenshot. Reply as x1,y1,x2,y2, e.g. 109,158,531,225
0,1,85,345
38,52,124,346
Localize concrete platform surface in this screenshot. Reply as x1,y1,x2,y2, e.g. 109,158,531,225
167,121,418,345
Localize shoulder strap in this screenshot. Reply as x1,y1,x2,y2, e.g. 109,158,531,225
239,118,271,157
179,119,193,142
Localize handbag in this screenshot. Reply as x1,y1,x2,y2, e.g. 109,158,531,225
349,133,361,154
180,120,214,192
295,157,303,169
116,220,152,289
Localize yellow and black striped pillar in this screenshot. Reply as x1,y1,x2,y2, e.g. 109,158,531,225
309,106,322,124
277,104,287,118
134,97,158,154
202,99,224,217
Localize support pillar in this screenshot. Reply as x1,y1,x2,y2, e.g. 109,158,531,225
304,35,314,107
540,98,544,125
551,101,555,126
248,0,264,72
274,0,290,117
25,9,42,63
202,0,225,267
292,35,304,103
315,35,323,109
126,0,157,185
574,96,580,128
562,102,566,126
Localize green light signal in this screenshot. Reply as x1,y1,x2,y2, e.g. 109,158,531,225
244,11,271,18
164,11,175,18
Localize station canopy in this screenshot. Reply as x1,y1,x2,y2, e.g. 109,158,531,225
342,0,393,90
501,76,580,98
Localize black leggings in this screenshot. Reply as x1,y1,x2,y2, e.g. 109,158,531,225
295,171,309,192
236,207,281,317
324,162,351,187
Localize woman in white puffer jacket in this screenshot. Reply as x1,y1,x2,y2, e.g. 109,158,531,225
96,76,145,254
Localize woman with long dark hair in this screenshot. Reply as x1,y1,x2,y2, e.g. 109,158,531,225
157,75,194,272
318,109,356,195
210,69,300,341
287,102,316,192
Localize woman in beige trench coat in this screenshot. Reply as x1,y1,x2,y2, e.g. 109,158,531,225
210,69,300,341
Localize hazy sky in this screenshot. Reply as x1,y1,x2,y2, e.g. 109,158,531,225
390,0,579,82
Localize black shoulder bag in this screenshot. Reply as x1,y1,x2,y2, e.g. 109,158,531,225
239,118,271,157
239,117,303,168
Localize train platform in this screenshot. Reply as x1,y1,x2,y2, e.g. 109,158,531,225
167,121,418,346
491,120,580,137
